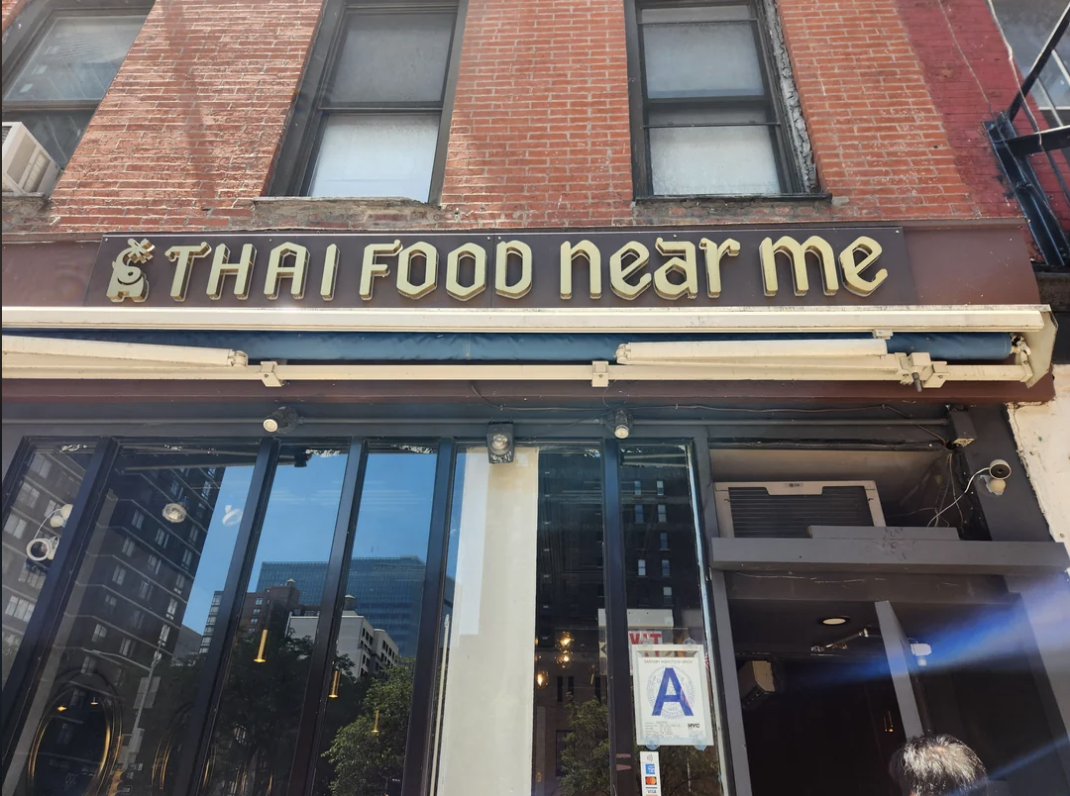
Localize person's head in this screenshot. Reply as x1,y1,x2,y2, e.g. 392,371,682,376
889,735,988,796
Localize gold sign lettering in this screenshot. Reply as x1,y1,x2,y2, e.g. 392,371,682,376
398,242,438,300
446,243,487,302
839,236,887,297
164,242,210,301
360,240,401,301
560,240,602,300
106,238,154,303
610,241,651,301
699,238,740,298
264,242,309,300
320,244,339,301
760,236,839,297
207,243,256,300
654,238,698,300
98,230,897,306
496,240,533,299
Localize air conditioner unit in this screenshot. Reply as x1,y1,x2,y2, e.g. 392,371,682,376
2,122,60,195
714,481,886,538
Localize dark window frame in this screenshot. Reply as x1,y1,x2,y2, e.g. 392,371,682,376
0,0,153,169
269,0,468,203
623,0,803,198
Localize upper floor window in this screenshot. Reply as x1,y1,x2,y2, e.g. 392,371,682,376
1,6,149,169
271,2,462,201
628,1,796,196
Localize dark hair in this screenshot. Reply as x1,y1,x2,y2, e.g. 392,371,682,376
889,735,988,796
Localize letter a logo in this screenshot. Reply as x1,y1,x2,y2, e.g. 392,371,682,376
652,667,694,717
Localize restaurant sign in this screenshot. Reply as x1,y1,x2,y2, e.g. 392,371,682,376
88,228,916,309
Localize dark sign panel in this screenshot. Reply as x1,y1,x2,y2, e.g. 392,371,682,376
87,228,917,309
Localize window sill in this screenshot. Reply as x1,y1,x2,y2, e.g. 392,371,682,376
252,196,439,209
250,195,447,230
635,192,832,204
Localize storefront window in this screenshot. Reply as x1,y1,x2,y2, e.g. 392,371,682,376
620,445,726,796
2,440,258,796
202,443,348,796
313,445,438,796
2,443,95,688
431,445,604,796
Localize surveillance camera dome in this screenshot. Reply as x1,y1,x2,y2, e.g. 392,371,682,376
989,459,1012,480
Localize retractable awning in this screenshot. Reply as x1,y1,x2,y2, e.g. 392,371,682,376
1,321,1053,390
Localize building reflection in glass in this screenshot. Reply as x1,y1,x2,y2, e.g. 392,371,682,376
201,443,348,796
3,441,258,796
3,444,96,688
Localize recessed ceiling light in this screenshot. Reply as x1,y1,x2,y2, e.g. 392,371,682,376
820,616,850,626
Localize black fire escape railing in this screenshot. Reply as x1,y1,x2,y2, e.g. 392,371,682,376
986,3,1070,270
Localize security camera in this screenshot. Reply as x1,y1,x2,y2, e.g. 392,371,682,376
988,459,1012,480
263,406,299,434
26,535,58,563
981,459,1011,497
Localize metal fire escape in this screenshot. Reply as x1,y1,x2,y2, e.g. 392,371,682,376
986,4,1070,271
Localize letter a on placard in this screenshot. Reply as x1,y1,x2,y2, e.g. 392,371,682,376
652,668,693,717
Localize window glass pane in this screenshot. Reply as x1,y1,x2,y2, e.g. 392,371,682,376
2,441,258,796
991,0,1070,107
3,16,144,102
620,445,726,796
308,113,439,200
650,125,781,195
2,443,96,689
431,446,605,796
313,446,438,796
203,443,349,796
642,21,764,98
0,111,95,167
327,13,454,103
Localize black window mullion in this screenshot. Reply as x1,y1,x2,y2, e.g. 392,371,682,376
287,438,369,796
173,437,282,796
602,439,638,796
1,437,120,775
0,438,35,512
401,439,456,796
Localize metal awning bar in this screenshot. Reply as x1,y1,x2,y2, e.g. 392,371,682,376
0,334,1039,389
1006,124,1070,157
1008,2,1070,121
0,304,1052,333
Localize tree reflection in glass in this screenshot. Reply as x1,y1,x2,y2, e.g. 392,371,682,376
311,446,437,796
203,443,348,796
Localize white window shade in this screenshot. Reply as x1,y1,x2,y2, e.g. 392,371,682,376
308,114,439,200
650,125,781,195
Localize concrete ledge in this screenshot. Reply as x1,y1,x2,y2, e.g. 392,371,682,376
709,536,1070,574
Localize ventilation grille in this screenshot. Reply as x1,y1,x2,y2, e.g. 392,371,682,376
724,485,877,538
1,124,9,146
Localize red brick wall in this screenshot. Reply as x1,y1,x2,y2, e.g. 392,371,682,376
0,0,28,32
896,0,1069,225
0,0,1048,234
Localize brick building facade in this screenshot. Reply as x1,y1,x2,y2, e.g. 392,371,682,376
3,1,1069,795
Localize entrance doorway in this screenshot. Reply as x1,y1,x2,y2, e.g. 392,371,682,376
730,600,903,796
